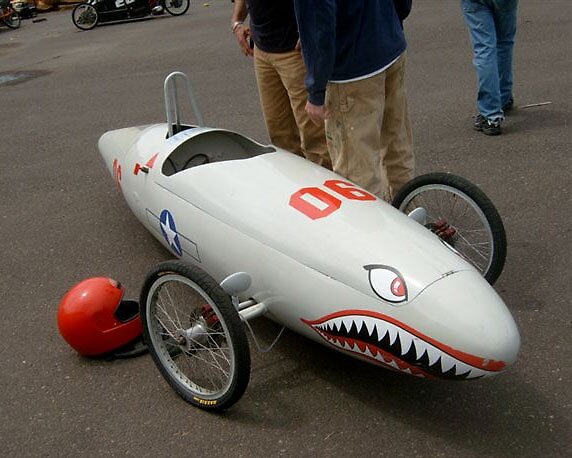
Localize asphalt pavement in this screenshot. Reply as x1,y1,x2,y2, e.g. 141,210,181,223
0,1,570,457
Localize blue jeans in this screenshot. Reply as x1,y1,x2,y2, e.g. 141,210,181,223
461,0,518,121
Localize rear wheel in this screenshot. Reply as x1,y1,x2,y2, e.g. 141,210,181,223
2,7,21,29
393,173,507,284
140,260,250,411
163,0,189,16
72,3,98,31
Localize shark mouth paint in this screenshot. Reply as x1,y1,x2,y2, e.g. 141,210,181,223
302,310,506,380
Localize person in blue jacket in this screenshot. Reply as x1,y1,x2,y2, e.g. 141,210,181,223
294,0,414,202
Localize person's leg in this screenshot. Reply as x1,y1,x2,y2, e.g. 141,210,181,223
461,0,503,121
274,50,332,169
253,47,302,155
493,0,518,110
379,54,414,198
325,74,391,201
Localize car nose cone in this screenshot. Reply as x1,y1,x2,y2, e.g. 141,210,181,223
98,127,147,163
406,270,520,378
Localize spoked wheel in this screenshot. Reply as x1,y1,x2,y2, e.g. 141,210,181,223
163,0,189,16
2,8,21,29
140,260,250,411
393,173,507,285
72,3,99,31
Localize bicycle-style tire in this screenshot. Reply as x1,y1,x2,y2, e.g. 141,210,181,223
2,7,21,29
72,3,99,31
393,173,507,285
140,260,250,411
163,0,189,16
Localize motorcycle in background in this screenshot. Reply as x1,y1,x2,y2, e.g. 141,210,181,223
72,0,190,31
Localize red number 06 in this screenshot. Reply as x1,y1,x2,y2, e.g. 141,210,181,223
289,180,375,220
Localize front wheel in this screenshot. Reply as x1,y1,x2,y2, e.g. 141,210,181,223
72,3,99,31
163,0,189,16
393,173,507,285
2,7,21,29
140,260,251,411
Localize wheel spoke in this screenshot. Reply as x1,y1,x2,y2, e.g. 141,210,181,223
161,285,185,329
155,300,182,333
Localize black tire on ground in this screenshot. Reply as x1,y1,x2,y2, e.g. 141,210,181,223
72,3,98,31
392,172,507,285
163,0,189,16
140,260,250,411
2,8,21,29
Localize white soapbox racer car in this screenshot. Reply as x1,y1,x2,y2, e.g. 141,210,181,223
98,73,520,410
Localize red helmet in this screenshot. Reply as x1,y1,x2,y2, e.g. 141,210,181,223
57,277,143,357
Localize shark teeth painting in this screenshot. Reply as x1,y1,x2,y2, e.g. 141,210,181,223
302,310,507,380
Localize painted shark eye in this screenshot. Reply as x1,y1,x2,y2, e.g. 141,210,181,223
364,265,408,303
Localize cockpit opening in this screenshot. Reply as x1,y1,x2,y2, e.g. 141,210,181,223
162,129,275,176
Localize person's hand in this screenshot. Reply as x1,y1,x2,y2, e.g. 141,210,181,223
234,25,253,57
305,101,329,125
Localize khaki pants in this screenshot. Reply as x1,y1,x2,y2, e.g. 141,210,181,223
254,47,332,170
325,54,414,201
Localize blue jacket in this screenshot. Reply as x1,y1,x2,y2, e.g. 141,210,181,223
294,0,408,105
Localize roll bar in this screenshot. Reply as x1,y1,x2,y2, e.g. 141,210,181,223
164,71,204,138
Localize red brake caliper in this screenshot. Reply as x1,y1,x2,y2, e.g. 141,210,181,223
432,219,457,243
201,304,220,327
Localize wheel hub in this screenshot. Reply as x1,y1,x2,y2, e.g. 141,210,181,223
175,323,208,351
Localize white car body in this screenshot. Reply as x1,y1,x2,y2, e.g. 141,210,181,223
99,123,520,381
